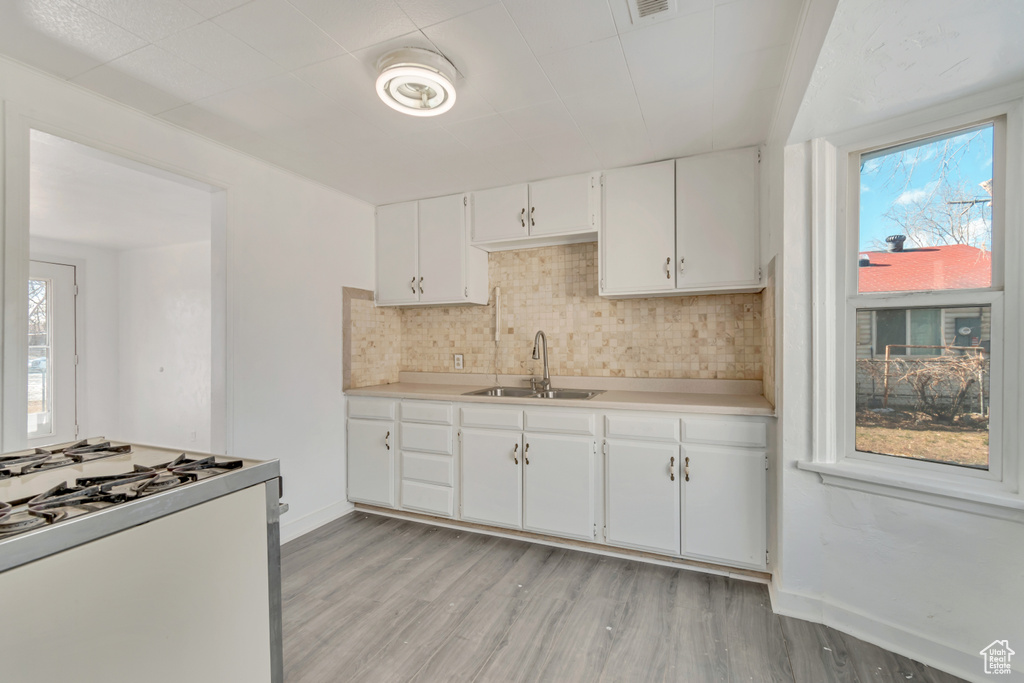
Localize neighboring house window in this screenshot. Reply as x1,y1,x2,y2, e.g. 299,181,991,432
850,120,1000,474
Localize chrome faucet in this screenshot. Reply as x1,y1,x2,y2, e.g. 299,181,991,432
531,330,551,392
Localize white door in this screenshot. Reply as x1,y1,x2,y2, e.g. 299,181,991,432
527,174,594,237
676,147,760,289
471,184,529,243
605,439,680,555
600,160,676,295
681,445,766,568
418,194,465,303
461,428,522,529
376,201,419,304
523,433,595,540
27,261,77,446
347,418,395,507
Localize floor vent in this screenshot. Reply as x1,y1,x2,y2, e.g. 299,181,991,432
627,0,676,25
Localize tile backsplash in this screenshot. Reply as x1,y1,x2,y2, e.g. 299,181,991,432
346,242,764,387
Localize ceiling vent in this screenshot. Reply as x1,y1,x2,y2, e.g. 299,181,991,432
627,0,676,25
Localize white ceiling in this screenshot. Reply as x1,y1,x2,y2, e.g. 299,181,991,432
0,0,803,205
790,0,1024,143
30,130,214,251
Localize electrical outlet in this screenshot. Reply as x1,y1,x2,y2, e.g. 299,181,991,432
454,354,464,370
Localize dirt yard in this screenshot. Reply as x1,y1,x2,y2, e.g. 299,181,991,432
855,409,989,468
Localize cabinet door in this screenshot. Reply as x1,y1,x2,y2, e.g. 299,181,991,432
376,201,419,304
523,433,594,540
461,429,522,529
528,174,594,237
605,439,680,555
600,160,676,295
347,418,395,507
676,147,759,289
681,445,766,568
418,194,466,303
471,184,530,243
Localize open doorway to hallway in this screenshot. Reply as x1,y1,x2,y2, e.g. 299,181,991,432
26,130,226,452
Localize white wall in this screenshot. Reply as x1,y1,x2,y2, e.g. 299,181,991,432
0,57,375,540
771,133,1024,682
29,236,120,439
118,241,211,452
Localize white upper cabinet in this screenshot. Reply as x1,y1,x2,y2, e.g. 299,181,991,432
471,184,529,243
375,201,418,305
599,160,676,296
375,194,488,307
676,147,760,290
525,173,596,237
471,174,600,250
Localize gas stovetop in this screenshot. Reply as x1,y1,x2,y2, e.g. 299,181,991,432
0,439,257,540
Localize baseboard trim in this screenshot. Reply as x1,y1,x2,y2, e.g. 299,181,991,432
281,500,354,544
354,504,770,584
769,583,1014,683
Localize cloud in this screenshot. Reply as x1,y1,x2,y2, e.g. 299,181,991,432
896,180,939,205
861,184,870,193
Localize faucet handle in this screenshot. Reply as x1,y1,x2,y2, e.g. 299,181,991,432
529,377,539,391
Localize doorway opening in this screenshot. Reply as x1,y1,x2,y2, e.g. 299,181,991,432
25,129,226,453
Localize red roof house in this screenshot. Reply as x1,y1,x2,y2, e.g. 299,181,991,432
858,244,992,292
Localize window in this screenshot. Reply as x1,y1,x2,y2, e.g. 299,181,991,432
27,278,53,439
848,119,1002,474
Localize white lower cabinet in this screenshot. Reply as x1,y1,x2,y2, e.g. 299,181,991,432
681,445,766,569
460,428,523,529
522,433,595,541
605,439,681,555
347,418,395,507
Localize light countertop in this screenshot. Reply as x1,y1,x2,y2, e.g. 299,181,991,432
346,373,775,417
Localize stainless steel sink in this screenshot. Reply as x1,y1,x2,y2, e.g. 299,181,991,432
462,386,538,397
532,389,605,400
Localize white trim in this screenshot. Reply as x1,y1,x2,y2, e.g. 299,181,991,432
769,583,1003,683
280,501,355,544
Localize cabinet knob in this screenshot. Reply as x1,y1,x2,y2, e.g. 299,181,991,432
679,257,685,274
665,257,671,279
670,456,675,481
524,442,530,465
418,276,424,294
384,431,390,451
410,276,416,294
513,442,519,465
530,206,535,227
685,456,690,482
520,208,526,227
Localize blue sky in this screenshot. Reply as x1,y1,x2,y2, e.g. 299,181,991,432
859,124,993,252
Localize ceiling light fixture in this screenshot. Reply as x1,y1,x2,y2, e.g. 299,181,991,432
375,48,458,117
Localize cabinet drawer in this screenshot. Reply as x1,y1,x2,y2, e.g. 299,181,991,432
401,401,453,425
402,452,453,486
605,414,681,442
524,409,596,436
348,397,396,420
400,423,452,455
401,481,454,517
460,406,524,430
682,418,766,448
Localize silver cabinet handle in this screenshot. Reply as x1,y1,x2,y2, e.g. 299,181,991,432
410,276,416,294
685,456,690,482
670,456,675,481
679,257,685,274
665,257,671,279
418,277,423,294
524,442,530,465
530,206,535,226
384,431,390,451
520,208,526,227
513,442,519,465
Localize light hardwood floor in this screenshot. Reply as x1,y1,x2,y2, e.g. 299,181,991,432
282,513,966,683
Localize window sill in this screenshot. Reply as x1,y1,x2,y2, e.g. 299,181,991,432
797,460,1024,523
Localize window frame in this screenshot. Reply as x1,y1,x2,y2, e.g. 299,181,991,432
799,98,1023,512
842,117,1005,483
